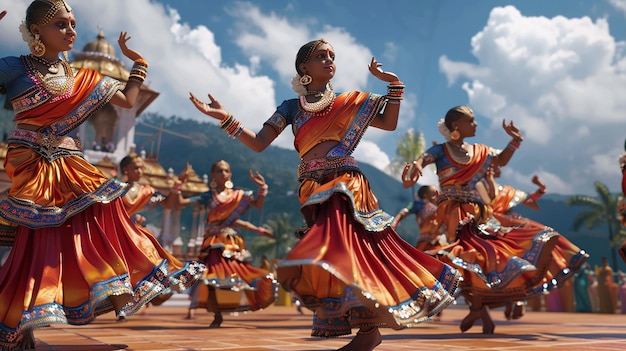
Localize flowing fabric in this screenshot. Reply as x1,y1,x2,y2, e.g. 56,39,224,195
120,184,180,306
188,189,277,313
269,91,462,337
423,142,587,307
618,168,626,262
0,56,205,350
403,200,446,252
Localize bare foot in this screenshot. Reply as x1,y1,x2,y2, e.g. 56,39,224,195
480,306,495,334
185,309,194,320
209,313,223,328
337,327,382,351
504,301,513,320
460,308,481,332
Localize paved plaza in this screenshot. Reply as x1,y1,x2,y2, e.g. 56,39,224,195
28,295,625,351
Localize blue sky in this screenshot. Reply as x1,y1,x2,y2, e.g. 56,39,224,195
1,0,625,195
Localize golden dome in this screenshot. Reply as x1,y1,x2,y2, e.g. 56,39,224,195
70,30,129,81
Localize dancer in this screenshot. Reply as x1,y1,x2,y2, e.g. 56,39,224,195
176,160,277,327
618,152,626,262
189,38,461,350
402,105,587,333
476,164,546,213
116,154,194,320
392,184,447,252
479,165,583,315
595,257,616,313
0,3,204,349
573,263,592,312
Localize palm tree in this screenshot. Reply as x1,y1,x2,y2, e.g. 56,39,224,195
388,128,426,176
566,181,626,272
248,212,300,261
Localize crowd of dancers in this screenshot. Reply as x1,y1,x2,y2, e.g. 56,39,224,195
0,2,623,351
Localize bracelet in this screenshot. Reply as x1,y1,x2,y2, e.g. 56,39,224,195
219,114,244,138
258,186,268,197
506,140,521,151
529,189,545,201
386,99,401,105
128,60,149,84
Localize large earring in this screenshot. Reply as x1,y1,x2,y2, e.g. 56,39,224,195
299,74,312,86
224,180,233,189
450,129,461,141
29,34,46,57
209,179,217,189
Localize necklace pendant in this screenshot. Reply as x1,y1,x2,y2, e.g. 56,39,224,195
48,65,59,74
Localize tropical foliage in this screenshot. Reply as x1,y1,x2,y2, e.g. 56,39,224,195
566,181,626,270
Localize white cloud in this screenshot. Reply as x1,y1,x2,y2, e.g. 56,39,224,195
352,140,391,171
439,5,626,195
609,0,626,16
4,1,418,175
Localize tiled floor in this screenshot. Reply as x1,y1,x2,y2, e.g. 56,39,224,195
30,297,626,351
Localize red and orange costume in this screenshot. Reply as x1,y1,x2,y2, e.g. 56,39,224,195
266,91,461,337
187,188,277,313
421,142,587,331
0,56,204,350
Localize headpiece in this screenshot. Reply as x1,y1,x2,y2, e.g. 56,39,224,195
37,0,72,26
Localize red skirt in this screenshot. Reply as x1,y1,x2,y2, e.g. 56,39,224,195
0,199,205,350
278,194,461,337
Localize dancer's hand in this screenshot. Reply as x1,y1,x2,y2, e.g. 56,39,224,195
118,32,143,62
502,119,523,142
177,162,191,182
257,226,274,238
0,10,7,21
368,57,400,83
401,161,421,188
188,92,228,121
249,169,266,187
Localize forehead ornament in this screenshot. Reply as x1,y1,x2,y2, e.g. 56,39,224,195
38,0,73,26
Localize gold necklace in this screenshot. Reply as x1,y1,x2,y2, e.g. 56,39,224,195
25,56,74,99
300,84,335,113
446,141,471,165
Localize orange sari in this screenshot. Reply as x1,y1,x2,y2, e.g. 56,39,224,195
188,189,277,313
0,58,204,350
425,142,586,307
271,92,461,337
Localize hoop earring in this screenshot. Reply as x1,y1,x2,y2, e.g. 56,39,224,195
450,129,461,141
209,179,217,189
30,34,46,57
299,74,312,86
224,180,233,189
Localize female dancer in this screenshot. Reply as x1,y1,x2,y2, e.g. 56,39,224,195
402,106,586,333
619,153,626,262
0,3,204,349
392,184,447,252
188,39,461,351
478,165,585,317
177,160,277,327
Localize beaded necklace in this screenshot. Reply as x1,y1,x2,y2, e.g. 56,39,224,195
300,84,335,114
28,54,61,73
25,56,74,101
445,141,472,165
